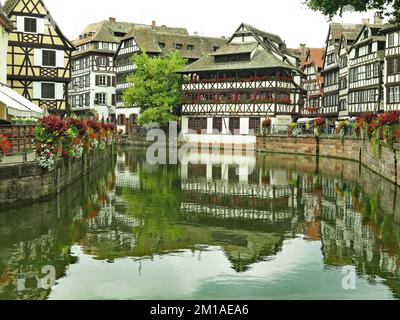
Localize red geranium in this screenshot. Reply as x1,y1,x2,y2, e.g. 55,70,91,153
86,119,102,132
262,118,272,128
40,116,66,134
314,117,326,127
378,111,400,126
66,118,87,135
0,134,12,154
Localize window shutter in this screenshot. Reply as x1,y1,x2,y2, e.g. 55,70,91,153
95,93,99,104
112,94,116,106
37,18,45,34
107,76,111,86
95,75,99,86
34,49,42,66
16,16,24,32
33,82,41,99
56,51,65,68
112,76,116,87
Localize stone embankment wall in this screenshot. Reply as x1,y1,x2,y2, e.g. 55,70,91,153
0,146,116,207
257,135,400,186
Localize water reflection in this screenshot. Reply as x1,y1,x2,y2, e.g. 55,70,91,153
0,148,400,299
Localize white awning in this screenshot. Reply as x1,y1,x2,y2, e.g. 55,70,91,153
0,83,43,118
297,118,310,124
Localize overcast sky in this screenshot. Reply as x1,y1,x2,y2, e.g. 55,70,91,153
44,0,380,48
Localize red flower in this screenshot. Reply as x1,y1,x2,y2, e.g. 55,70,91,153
40,116,66,134
314,117,326,127
262,118,272,128
0,134,12,154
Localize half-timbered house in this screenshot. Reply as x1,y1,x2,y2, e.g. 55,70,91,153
321,22,363,118
2,0,74,113
347,15,385,116
300,48,324,117
114,22,226,133
69,18,146,121
381,24,400,111
178,23,304,145
0,1,13,83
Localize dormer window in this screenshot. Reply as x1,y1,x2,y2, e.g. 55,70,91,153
159,42,166,49
363,30,369,39
187,44,194,50
213,46,219,52
175,43,182,50
24,17,37,33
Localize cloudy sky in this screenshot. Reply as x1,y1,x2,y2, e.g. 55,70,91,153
44,0,379,48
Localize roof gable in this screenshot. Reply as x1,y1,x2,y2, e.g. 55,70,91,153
4,0,74,49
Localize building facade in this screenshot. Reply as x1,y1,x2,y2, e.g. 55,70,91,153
321,23,363,118
2,0,74,113
0,1,13,84
347,18,385,116
178,23,304,145
69,18,144,121
300,48,324,117
114,23,226,133
382,24,400,111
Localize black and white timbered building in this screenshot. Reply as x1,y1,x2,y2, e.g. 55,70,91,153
300,48,324,117
321,22,363,118
178,23,304,145
2,0,74,113
381,24,400,111
347,15,385,116
114,22,226,133
69,18,148,121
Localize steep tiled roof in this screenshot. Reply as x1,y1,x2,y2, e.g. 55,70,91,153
74,20,189,47
0,1,13,30
179,47,298,73
180,24,298,73
330,23,364,41
2,0,18,16
120,27,226,61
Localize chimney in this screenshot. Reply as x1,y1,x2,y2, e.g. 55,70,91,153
152,21,156,29
109,17,116,22
374,11,383,25
362,18,370,25
300,43,307,58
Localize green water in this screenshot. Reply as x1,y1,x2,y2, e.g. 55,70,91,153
1,148,400,300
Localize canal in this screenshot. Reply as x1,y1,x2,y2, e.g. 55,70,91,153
1,147,400,300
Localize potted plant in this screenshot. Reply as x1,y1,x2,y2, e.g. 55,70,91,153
314,117,326,137
262,118,272,135
0,134,12,162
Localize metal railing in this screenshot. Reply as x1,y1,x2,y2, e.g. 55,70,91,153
0,124,36,165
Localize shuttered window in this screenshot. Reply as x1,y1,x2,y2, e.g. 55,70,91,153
249,117,260,134
42,50,56,67
229,118,240,134
41,83,55,99
188,118,207,132
212,118,222,133
24,18,37,33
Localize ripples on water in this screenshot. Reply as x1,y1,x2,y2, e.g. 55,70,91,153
0,147,400,300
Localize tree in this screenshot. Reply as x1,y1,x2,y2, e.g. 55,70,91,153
123,49,187,127
305,0,400,23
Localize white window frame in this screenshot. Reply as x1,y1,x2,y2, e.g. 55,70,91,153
99,75,107,86
98,93,106,105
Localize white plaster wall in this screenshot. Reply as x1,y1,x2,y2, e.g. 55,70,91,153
181,133,256,145
0,27,8,84
240,118,249,135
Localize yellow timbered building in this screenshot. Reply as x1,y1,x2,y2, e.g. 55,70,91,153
2,0,74,112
